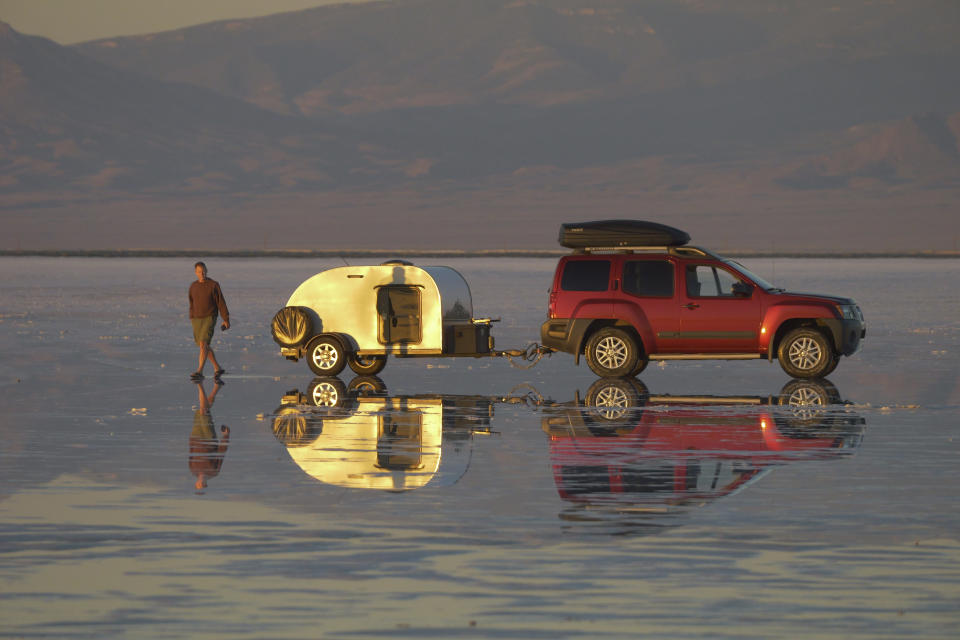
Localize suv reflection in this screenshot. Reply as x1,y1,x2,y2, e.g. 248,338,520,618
542,378,865,522
270,376,536,491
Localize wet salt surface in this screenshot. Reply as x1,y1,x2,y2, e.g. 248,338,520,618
0,257,958,638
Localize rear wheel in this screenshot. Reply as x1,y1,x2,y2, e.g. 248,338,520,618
585,327,639,377
777,328,835,379
585,377,649,423
347,353,387,375
306,336,346,376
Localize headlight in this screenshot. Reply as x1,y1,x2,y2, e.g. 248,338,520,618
838,304,858,320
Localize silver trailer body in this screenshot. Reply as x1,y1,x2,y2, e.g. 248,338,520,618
286,264,475,355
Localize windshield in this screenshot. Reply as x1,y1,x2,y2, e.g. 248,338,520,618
723,259,778,291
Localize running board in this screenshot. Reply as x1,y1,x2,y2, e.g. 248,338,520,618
649,353,763,361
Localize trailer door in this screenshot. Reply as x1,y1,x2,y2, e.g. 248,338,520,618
377,286,422,344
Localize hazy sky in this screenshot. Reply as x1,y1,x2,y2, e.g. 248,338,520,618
0,0,370,44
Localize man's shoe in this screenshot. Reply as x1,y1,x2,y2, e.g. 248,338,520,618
190,371,204,380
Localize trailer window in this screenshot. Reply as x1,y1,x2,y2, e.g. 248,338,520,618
623,260,674,297
560,260,611,291
377,286,422,344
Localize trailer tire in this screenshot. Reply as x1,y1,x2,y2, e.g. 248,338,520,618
271,306,312,347
308,377,350,408
305,335,346,376
271,406,321,447
347,353,387,375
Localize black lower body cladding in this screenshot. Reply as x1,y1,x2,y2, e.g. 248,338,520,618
559,220,690,249
541,318,593,360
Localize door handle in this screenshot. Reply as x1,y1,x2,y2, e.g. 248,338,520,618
683,303,700,310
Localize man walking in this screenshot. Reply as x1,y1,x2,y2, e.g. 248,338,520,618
189,261,230,380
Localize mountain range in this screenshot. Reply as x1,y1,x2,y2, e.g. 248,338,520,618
2,0,959,252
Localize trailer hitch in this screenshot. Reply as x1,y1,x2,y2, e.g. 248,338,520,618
496,343,555,369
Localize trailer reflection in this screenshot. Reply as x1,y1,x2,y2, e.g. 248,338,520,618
544,378,866,533
270,377,539,491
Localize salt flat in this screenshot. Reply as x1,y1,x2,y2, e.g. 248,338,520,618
0,257,957,638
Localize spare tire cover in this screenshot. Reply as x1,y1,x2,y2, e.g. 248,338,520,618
271,306,312,347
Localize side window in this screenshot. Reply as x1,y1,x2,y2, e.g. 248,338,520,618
623,260,674,297
686,265,742,297
560,260,611,292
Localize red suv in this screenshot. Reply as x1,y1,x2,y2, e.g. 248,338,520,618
540,221,865,378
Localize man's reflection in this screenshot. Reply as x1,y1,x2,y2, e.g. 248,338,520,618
190,379,230,492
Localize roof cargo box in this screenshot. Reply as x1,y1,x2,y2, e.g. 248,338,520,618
559,220,690,249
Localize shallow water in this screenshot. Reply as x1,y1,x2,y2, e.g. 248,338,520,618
1,257,958,638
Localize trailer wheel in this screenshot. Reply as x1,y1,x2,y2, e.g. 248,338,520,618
348,375,387,396
306,336,346,376
347,353,387,375
308,377,349,408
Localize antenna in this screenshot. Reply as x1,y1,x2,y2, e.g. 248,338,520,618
339,256,350,266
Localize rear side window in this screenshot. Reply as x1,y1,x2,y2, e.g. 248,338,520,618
560,260,611,291
623,260,674,297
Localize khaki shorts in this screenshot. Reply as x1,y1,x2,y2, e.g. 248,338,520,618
192,315,216,346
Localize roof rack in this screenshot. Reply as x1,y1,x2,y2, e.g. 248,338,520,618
572,245,718,258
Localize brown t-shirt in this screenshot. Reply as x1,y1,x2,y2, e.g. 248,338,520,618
189,278,229,321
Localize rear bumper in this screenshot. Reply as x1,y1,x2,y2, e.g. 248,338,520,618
541,318,596,362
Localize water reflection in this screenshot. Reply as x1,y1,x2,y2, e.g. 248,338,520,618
270,376,538,491
189,379,230,492
543,378,865,533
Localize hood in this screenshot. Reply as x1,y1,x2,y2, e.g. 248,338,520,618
776,291,856,306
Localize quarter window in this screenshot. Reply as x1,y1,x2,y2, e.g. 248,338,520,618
561,260,611,292
623,260,674,297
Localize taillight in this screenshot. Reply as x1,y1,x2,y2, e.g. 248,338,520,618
549,289,557,318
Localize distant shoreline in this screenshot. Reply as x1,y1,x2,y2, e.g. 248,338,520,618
1,249,958,259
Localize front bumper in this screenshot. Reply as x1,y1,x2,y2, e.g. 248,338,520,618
822,318,866,357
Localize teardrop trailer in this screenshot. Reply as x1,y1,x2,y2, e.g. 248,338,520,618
271,260,548,376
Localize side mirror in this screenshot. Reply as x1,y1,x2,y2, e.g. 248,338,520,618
732,282,753,297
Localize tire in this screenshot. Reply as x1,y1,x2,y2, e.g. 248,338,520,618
585,327,639,377
271,306,312,347
308,377,349,408
776,379,841,435
777,328,835,379
305,335,346,376
779,378,840,406
348,375,387,396
585,377,649,424
271,406,320,447
820,356,839,377
347,353,387,375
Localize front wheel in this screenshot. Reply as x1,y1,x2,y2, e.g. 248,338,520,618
777,328,835,379
347,353,387,375
585,327,640,377
306,336,346,376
